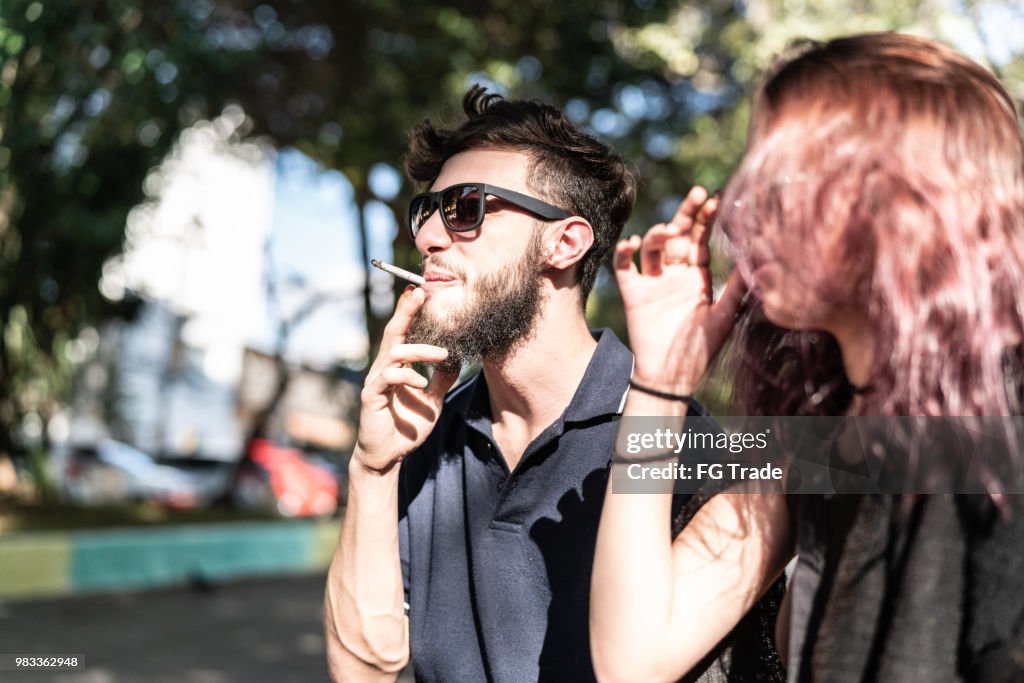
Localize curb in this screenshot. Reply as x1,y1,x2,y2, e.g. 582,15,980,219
0,519,341,601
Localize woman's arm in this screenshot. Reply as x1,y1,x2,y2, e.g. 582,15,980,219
591,441,793,682
590,187,793,682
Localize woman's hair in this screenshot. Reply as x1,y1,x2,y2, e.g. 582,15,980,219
718,33,1024,422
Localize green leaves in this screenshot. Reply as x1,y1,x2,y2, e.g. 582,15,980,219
0,0,1020,459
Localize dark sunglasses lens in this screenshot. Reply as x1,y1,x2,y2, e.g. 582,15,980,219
409,196,434,235
443,185,484,231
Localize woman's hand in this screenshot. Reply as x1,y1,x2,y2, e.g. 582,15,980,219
614,186,746,394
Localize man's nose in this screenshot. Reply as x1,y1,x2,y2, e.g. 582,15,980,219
414,209,452,256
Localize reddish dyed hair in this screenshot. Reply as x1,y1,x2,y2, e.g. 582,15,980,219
717,33,1024,425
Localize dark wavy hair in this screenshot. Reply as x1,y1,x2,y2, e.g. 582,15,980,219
718,34,1024,426
406,85,638,306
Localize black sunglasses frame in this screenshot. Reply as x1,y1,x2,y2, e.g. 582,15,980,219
408,183,571,238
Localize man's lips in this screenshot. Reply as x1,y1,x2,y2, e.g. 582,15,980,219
423,269,458,282
422,268,460,292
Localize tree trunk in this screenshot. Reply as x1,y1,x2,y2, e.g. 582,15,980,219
0,305,19,460
244,353,290,446
354,181,386,362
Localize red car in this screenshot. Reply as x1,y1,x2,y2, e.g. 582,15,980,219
232,439,340,517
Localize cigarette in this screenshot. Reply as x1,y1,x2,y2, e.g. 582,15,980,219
371,259,425,286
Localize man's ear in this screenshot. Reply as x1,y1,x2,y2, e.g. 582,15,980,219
543,217,594,272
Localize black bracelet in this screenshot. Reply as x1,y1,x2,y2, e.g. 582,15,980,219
628,379,693,403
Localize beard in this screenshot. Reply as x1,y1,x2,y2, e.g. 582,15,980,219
406,231,547,375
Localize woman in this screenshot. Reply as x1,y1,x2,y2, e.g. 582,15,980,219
591,33,1024,682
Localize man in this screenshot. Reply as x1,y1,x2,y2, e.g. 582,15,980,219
324,85,638,682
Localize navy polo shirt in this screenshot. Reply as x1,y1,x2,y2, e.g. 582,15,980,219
398,329,633,683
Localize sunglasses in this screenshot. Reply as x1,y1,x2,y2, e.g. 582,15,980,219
408,183,571,238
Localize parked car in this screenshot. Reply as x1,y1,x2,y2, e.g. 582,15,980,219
230,438,340,518
60,440,231,509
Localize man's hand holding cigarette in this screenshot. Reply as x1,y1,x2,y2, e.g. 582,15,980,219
353,284,457,474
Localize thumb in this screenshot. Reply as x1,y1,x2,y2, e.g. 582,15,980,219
707,270,748,350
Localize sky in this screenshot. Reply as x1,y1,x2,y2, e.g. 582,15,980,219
262,149,370,366
262,150,401,367
259,149,400,366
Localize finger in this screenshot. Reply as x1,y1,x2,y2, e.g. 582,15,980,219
689,196,719,266
361,366,429,409
651,224,702,268
714,269,748,311
613,236,641,283
706,270,748,349
640,223,676,275
379,286,424,349
386,343,449,366
669,186,709,235
378,367,430,391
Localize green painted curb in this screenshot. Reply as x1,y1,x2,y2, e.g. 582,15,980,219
0,532,72,598
0,519,342,600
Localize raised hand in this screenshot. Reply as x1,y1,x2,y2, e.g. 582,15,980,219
614,186,746,395
355,286,459,473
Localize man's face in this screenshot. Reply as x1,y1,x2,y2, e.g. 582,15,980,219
406,149,551,372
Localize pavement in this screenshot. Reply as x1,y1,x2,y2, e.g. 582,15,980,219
0,573,414,683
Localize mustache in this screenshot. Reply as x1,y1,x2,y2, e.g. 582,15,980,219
421,256,467,280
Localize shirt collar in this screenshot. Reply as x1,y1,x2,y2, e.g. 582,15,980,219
453,328,633,434
562,327,633,423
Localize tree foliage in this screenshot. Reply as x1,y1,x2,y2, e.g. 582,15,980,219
0,0,329,454
1,0,1021,457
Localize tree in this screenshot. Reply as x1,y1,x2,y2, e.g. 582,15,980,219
0,0,698,458
3,0,1020,464
0,0,352,458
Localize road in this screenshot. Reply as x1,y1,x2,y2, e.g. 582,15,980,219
0,573,414,683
